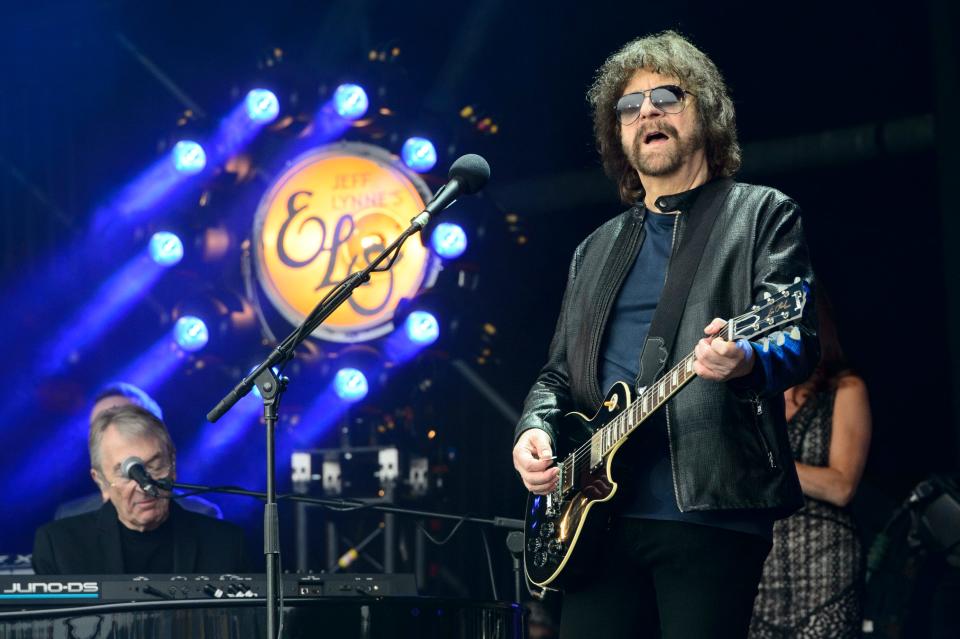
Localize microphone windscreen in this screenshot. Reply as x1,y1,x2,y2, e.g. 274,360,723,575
448,154,490,195
121,456,145,479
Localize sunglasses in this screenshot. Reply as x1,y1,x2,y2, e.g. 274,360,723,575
615,85,694,125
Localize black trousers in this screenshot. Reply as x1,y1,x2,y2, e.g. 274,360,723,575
559,518,772,639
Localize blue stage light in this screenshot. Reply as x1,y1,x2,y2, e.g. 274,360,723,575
430,222,468,259
173,316,209,352
245,89,280,123
333,367,369,401
404,311,440,345
148,232,184,266
401,137,437,173
171,140,207,175
333,83,369,120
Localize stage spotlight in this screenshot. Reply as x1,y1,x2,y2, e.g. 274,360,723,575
430,222,468,259
173,315,209,352
404,310,439,345
401,137,437,173
170,290,256,358
333,367,369,402
171,140,207,175
148,231,184,266
333,83,369,120
245,89,280,124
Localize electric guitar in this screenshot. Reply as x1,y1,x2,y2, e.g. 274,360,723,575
523,279,808,589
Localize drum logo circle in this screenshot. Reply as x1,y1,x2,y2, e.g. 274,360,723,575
253,143,438,343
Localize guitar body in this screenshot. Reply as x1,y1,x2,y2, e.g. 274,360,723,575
523,381,633,589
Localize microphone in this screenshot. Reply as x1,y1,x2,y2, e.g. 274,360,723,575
121,456,162,497
411,153,490,230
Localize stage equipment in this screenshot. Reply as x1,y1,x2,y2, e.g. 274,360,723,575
332,83,369,120
430,222,468,259
207,154,489,639
290,445,431,574
863,475,960,637
120,457,164,498
0,574,522,639
401,137,438,173
172,316,208,352
0,573,416,606
148,231,184,266
403,311,439,346
245,89,280,124
250,142,442,344
332,367,369,402
171,140,206,174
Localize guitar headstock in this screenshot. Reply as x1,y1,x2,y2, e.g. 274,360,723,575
729,278,808,342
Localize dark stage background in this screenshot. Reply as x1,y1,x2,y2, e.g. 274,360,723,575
0,0,957,615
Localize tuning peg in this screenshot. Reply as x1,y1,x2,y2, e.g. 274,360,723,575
762,291,773,300
750,305,760,311
760,337,771,352
774,332,786,346
793,276,801,283
789,326,801,340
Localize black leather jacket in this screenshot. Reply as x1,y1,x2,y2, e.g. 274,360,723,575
515,178,817,516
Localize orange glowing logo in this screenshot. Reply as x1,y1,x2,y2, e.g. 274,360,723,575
253,143,438,342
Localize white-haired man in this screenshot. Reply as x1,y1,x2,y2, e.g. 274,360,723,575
33,405,247,574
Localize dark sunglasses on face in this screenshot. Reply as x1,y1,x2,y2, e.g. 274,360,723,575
615,85,693,124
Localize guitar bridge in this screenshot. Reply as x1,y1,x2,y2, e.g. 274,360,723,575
545,487,561,518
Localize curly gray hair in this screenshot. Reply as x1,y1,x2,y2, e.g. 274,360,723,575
587,30,741,204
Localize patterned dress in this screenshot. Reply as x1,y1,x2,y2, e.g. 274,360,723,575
749,389,863,638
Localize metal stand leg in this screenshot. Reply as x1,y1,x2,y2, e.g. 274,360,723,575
326,520,338,571
506,530,525,603
415,522,426,591
295,501,308,572
383,512,396,573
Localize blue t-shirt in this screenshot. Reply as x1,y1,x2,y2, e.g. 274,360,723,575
600,210,675,392
598,209,772,539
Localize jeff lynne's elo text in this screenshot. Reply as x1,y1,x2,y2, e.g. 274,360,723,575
253,142,439,343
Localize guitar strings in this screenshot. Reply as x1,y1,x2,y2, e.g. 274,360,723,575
559,322,735,479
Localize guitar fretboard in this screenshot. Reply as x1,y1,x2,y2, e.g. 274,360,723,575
558,328,718,496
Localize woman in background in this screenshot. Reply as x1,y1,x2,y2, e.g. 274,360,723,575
749,292,872,638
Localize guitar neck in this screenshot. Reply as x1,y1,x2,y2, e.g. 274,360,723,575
594,321,741,459
595,348,700,458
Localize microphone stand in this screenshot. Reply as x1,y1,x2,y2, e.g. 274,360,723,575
205,217,431,639
167,480,524,531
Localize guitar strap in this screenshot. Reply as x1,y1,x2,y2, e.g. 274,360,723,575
636,178,735,389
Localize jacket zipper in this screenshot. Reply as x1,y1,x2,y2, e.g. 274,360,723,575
749,393,777,470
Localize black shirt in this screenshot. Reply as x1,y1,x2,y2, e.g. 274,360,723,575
118,512,175,573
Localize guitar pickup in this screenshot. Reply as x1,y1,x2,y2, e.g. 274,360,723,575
545,490,560,518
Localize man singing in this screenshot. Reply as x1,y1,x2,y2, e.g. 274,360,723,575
33,405,247,574
512,31,819,638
